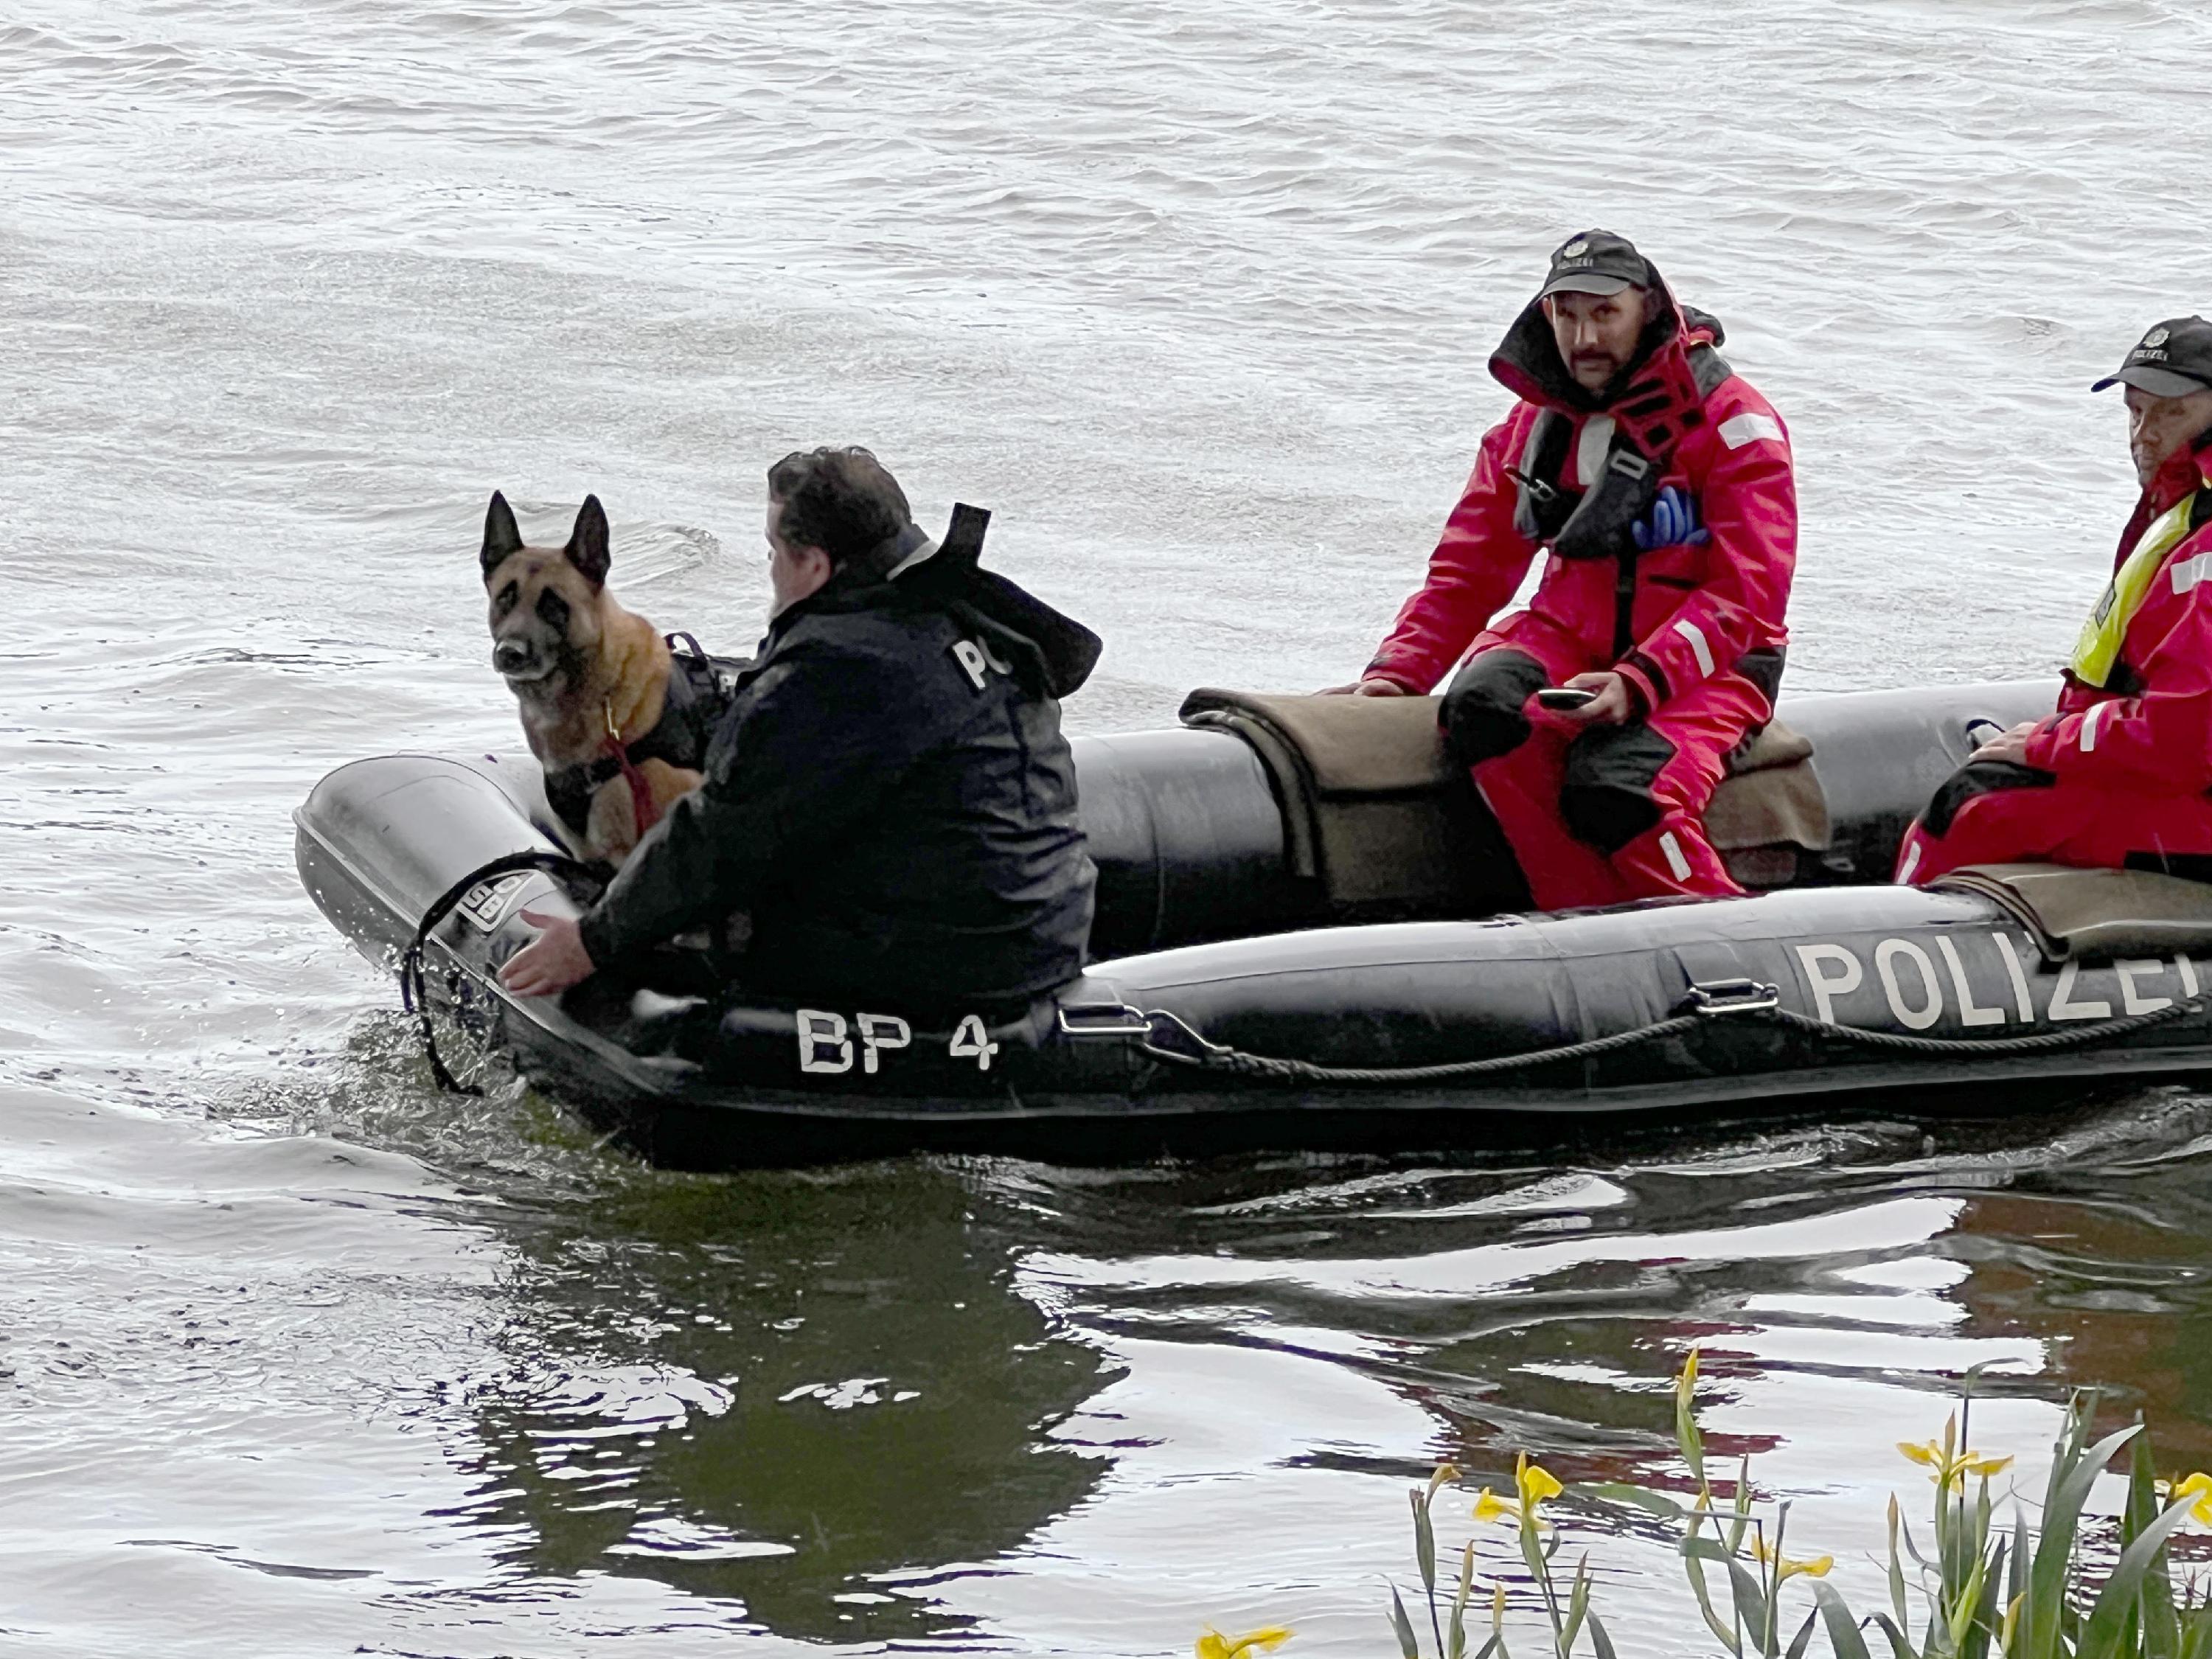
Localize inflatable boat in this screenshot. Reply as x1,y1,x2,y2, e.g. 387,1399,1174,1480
295,681,2212,1166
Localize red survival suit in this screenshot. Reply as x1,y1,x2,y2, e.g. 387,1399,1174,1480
1896,430,2212,886
1365,276,1798,910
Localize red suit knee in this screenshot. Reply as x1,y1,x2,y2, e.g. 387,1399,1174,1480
1442,630,1767,910
1896,762,2212,886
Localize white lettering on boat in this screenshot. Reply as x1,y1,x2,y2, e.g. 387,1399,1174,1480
1792,935,2208,1030
793,1009,1004,1076
2114,959,2172,1016
797,1009,855,1074
2047,959,2111,1021
1935,936,2006,1026
1793,944,1863,1026
949,1014,1001,1072
1874,939,1944,1030
858,1013,912,1074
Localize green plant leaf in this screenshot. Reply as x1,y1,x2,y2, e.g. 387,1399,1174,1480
2128,1422,2182,1655
1449,1541,1475,1659
1867,1612,1916,1659
1811,1581,1873,1659
2029,1407,2140,1658
1686,1538,1770,1654
2078,1496,2201,1659
1390,1581,1423,1659
1562,1559,1591,1658
1587,1613,1617,1659
1417,1489,1439,1599
1683,1534,1744,1656
1784,1609,1819,1659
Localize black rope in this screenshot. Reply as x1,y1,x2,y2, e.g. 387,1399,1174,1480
1138,1009,1708,1085
399,850,605,1096
1764,995,2206,1057
1134,990,2212,1088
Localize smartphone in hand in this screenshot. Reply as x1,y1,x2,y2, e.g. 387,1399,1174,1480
1534,686,1598,711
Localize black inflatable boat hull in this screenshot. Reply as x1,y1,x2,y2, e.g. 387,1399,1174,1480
295,682,2212,1165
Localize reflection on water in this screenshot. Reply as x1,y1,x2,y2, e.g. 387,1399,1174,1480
462,1164,1113,1641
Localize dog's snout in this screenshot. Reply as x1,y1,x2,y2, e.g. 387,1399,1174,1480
493,639,532,675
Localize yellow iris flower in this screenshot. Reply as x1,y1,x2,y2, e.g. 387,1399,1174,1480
2160,1471,2212,1525
1196,1627,1294,1659
1897,1416,2014,1489
1751,1536,1834,1581
1474,1453,1563,1528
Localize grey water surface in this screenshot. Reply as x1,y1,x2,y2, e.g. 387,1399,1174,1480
8,0,2212,1652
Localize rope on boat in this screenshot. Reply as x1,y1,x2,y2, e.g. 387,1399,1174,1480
1129,981,2212,1088
400,850,605,1096
1135,1008,1711,1085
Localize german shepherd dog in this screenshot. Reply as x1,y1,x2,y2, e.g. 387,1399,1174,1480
481,492,705,864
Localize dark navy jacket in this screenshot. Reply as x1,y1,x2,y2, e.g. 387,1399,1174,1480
576,515,1098,1012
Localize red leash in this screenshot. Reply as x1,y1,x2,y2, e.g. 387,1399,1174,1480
603,698,661,836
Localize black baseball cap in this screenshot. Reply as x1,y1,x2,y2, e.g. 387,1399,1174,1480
2092,316,2212,397
1537,229,1654,299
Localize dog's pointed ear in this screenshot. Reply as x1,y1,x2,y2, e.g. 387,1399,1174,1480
565,494,611,589
481,490,524,577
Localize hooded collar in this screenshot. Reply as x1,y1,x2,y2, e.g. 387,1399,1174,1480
2117,425,2212,563
1487,265,1727,461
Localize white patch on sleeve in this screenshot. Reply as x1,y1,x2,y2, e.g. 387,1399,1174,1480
1659,831,1692,881
1575,416,1617,487
2171,552,2212,596
1672,618,1717,678
1717,412,1785,451
2079,700,2110,752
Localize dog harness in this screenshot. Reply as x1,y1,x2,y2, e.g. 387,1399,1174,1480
543,635,733,848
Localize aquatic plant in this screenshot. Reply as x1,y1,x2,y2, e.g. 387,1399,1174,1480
1343,1354,2212,1659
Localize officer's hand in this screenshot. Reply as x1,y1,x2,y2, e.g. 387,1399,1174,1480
1969,720,2039,765
498,910,597,998
1631,485,1711,552
1559,671,1635,726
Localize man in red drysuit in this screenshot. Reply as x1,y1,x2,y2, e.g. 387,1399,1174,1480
1896,317,2212,886
1329,229,1797,910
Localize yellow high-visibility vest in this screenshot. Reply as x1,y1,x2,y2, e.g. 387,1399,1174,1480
2072,495,2208,689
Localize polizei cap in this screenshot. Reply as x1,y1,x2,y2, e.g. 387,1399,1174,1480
1538,229,1654,299
2092,316,2212,397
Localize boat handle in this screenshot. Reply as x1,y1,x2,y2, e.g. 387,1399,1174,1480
1057,1002,1157,1038
1683,978,1781,1017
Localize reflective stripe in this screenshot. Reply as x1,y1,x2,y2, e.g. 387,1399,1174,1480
2174,552,2212,596
1896,841,1922,886
2080,700,2109,753
1659,832,1692,881
1717,412,1784,451
1672,618,1717,678
2072,495,2199,687
1575,416,1616,487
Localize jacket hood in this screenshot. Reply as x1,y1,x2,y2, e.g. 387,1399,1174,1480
776,507,1102,700
1488,263,1729,462
1489,264,1725,414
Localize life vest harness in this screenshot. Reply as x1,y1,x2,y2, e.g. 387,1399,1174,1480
1506,341,1733,660
2070,485,2212,691
543,633,735,845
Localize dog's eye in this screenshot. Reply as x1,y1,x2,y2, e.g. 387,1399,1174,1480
495,581,518,614
535,590,571,630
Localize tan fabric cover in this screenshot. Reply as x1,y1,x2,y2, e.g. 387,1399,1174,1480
1933,863,2212,964
1177,689,1829,907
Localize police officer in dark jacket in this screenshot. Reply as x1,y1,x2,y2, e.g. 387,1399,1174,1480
499,446,1097,1012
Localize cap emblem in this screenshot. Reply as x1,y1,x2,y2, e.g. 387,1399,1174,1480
1560,238,1590,260
2145,327,2171,349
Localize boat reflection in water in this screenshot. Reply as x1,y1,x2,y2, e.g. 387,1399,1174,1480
454,1159,1113,1642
